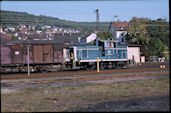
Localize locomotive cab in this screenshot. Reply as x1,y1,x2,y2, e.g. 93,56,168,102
63,46,77,69
96,38,118,57
63,38,128,70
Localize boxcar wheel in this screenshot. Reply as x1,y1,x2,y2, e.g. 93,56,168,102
38,68,48,73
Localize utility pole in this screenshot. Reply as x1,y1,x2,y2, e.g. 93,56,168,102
26,45,30,76
113,15,118,22
95,9,99,31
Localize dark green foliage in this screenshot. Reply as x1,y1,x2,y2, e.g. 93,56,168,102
97,31,115,40
146,18,169,47
87,40,96,45
126,17,169,58
146,38,167,57
11,36,18,40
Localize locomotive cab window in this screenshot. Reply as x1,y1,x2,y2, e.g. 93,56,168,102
98,41,104,47
101,42,105,56
113,42,116,48
98,41,105,56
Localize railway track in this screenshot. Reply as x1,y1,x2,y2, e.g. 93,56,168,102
1,66,169,79
1,66,169,88
1,62,169,77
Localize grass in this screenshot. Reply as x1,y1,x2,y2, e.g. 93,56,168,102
1,77,170,112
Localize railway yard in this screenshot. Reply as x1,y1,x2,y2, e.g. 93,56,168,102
1,62,170,112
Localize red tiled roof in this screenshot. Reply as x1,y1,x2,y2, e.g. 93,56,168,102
20,30,27,33
1,34,13,39
112,21,128,31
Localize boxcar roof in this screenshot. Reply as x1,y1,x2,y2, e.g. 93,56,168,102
1,39,64,46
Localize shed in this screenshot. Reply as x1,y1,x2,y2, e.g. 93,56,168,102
119,43,142,64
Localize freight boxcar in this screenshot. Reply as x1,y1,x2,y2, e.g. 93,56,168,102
0,39,64,73
63,38,128,70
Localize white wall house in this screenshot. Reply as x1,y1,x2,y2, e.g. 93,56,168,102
108,20,128,44
80,33,97,45
36,30,42,34
115,31,127,43
44,25,51,29
86,33,97,43
108,20,144,63
4,27,15,32
127,46,140,63
0,26,3,33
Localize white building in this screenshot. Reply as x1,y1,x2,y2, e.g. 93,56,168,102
115,31,127,43
108,20,128,44
0,26,3,33
80,33,97,45
36,30,42,34
127,46,141,63
19,24,26,29
14,33,18,37
4,27,15,32
44,25,51,29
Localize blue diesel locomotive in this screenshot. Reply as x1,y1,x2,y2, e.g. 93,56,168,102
63,38,128,70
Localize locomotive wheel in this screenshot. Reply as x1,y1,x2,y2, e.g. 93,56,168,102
91,64,96,70
100,64,104,70
88,65,93,70
58,66,63,72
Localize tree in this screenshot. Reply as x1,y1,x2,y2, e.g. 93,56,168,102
146,18,169,47
126,17,150,45
97,31,115,40
126,17,151,56
146,38,167,57
126,17,169,58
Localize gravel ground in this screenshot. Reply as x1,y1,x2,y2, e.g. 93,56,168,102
1,81,90,94
73,95,170,112
1,75,170,112
1,70,169,92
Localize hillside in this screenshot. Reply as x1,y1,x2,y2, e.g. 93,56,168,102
0,10,110,32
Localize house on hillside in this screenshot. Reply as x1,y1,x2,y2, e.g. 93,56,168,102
109,20,145,63
19,24,26,29
0,26,3,33
4,26,15,32
108,20,128,44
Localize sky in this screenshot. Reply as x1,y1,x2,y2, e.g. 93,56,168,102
1,0,169,22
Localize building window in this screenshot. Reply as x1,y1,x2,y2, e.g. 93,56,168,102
120,27,123,30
